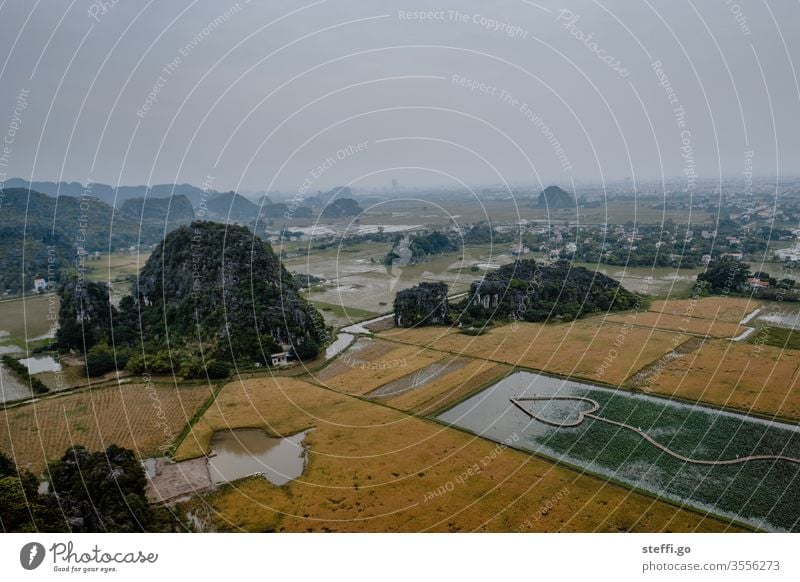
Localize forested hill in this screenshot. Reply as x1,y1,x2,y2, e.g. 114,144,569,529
0,188,177,294
135,221,327,359
466,259,638,322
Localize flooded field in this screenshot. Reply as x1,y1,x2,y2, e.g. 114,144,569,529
439,371,800,531
0,361,32,404
366,359,469,399
20,355,62,374
208,428,309,487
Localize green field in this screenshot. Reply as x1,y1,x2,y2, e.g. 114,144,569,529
440,371,800,532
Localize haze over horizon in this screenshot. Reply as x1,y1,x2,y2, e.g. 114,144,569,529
1,0,799,194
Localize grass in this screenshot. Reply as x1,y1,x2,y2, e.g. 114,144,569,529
0,382,213,473
306,300,379,321
383,359,512,416
176,376,737,532
0,294,58,345
749,326,800,350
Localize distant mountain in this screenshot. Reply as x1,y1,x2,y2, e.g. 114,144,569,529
536,185,574,209
4,178,213,208
204,191,259,221
0,188,184,294
320,197,363,218
118,195,195,231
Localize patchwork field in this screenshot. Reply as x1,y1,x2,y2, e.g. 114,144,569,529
379,319,682,386
440,371,800,531
379,359,512,416
0,382,213,473
635,339,800,420
176,377,738,532
315,338,445,395
649,297,762,323
602,311,746,339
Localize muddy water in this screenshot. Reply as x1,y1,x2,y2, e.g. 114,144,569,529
208,429,309,486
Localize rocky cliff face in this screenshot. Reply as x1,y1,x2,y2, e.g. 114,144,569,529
467,259,637,322
136,221,327,356
394,282,450,327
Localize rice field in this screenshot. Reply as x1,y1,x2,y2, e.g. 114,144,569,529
439,371,800,531
176,376,737,532
635,339,800,421
0,381,213,473
378,319,683,386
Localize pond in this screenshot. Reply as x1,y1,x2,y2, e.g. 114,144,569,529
0,362,31,404
20,355,62,374
207,428,309,486
438,371,800,532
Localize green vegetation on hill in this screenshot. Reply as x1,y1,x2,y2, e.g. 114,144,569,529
118,194,194,230
0,448,174,532
0,188,182,295
394,282,449,327
408,231,459,263
464,259,639,323
320,197,363,218
55,221,328,377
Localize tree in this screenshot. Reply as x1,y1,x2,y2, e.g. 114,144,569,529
696,258,750,293
47,445,154,532
0,452,54,532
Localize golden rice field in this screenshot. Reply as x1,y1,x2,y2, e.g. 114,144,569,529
649,296,762,323
315,338,445,395
0,382,213,473
379,319,683,386
601,311,746,338
177,377,739,532
383,359,511,416
636,339,800,420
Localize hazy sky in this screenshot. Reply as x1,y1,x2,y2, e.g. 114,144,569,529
0,0,798,193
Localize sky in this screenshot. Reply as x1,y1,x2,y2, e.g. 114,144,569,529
0,0,798,194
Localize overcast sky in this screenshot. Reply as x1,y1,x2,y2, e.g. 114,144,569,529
0,0,798,193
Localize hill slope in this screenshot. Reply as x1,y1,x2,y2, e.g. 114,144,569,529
135,221,327,361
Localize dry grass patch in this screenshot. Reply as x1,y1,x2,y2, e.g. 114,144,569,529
603,311,746,338
642,339,800,420
376,324,459,345
0,383,213,473
178,377,738,532
315,339,445,395
650,297,762,323
384,359,511,415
